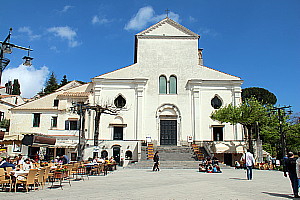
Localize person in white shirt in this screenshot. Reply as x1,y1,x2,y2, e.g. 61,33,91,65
22,159,34,171
242,149,255,180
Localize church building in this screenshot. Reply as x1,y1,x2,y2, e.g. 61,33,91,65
8,17,245,165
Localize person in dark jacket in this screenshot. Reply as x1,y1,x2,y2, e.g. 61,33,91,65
58,155,68,164
0,157,15,169
153,151,160,171
284,152,299,198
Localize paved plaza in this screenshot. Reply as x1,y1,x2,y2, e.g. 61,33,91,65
0,168,295,200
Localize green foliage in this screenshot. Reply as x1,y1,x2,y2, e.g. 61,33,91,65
242,87,277,105
0,119,10,131
60,75,68,87
12,79,21,95
43,72,59,96
211,98,268,126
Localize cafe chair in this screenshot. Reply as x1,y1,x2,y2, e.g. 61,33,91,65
15,169,38,192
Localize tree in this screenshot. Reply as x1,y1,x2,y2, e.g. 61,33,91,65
12,79,21,95
242,87,277,105
211,98,268,152
60,75,68,87
0,119,10,131
43,72,59,95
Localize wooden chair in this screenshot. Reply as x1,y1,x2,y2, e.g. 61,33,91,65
0,168,11,192
43,166,51,184
5,167,13,175
35,168,45,189
15,169,38,192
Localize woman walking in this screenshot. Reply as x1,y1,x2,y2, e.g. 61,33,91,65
153,151,160,171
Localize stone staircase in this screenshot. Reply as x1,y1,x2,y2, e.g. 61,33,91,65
127,145,232,169
127,145,199,169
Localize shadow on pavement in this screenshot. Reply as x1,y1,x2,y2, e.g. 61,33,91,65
262,192,293,199
229,178,248,180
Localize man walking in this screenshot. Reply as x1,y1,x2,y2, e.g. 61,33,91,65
153,151,160,171
284,152,299,198
242,149,255,180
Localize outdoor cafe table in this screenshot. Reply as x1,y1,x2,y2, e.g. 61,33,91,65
10,170,29,178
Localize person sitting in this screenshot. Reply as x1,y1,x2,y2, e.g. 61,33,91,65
212,156,219,165
199,164,207,172
206,156,212,166
0,157,16,169
212,164,222,173
22,159,33,171
58,155,68,165
235,160,241,169
207,166,213,173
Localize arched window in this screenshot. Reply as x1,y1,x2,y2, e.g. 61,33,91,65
114,95,126,108
159,75,167,94
169,75,177,94
211,95,222,109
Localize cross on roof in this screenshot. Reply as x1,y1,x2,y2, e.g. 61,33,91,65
165,9,170,17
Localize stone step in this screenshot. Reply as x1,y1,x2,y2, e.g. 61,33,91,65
126,160,233,169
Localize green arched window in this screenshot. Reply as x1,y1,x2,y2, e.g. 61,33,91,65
159,75,167,94
169,75,177,94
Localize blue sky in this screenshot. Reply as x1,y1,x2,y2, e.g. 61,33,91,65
1,0,299,113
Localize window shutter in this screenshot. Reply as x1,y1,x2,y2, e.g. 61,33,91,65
65,120,69,130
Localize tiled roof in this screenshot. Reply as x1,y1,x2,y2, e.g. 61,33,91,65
57,92,90,97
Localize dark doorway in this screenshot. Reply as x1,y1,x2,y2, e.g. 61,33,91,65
113,127,123,140
160,120,177,145
113,147,121,164
213,127,224,141
224,153,233,166
28,147,40,160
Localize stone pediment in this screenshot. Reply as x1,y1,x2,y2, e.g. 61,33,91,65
136,17,199,39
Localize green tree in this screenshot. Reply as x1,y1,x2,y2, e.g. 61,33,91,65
211,98,268,152
12,79,21,95
0,119,10,131
60,75,68,87
43,72,59,95
242,87,277,105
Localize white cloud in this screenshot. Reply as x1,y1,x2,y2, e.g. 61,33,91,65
47,26,80,47
18,26,41,41
198,28,219,37
124,6,180,31
2,64,49,98
60,5,73,13
188,16,197,23
92,16,112,25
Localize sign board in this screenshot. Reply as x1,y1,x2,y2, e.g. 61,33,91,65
146,136,152,143
187,136,193,143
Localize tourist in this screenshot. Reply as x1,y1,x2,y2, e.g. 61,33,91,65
242,149,255,180
18,154,25,165
22,159,33,171
296,152,300,191
207,166,213,173
153,151,160,171
0,157,15,169
284,152,299,198
199,164,206,172
58,155,68,164
234,160,241,169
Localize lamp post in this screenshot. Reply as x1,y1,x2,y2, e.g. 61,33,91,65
0,28,33,85
270,106,292,160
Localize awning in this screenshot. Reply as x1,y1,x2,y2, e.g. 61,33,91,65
22,134,56,146
1,134,24,145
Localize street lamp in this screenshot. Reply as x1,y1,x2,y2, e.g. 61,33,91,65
0,28,33,85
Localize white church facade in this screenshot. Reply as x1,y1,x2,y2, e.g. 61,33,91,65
7,18,245,165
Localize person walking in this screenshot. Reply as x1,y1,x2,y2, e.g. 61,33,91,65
284,152,299,198
242,149,255,180
153,151,160,171
297,152,300,194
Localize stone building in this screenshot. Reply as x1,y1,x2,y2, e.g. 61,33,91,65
8,18,245,165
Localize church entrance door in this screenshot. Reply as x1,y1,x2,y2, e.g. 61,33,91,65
160,120,177,145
